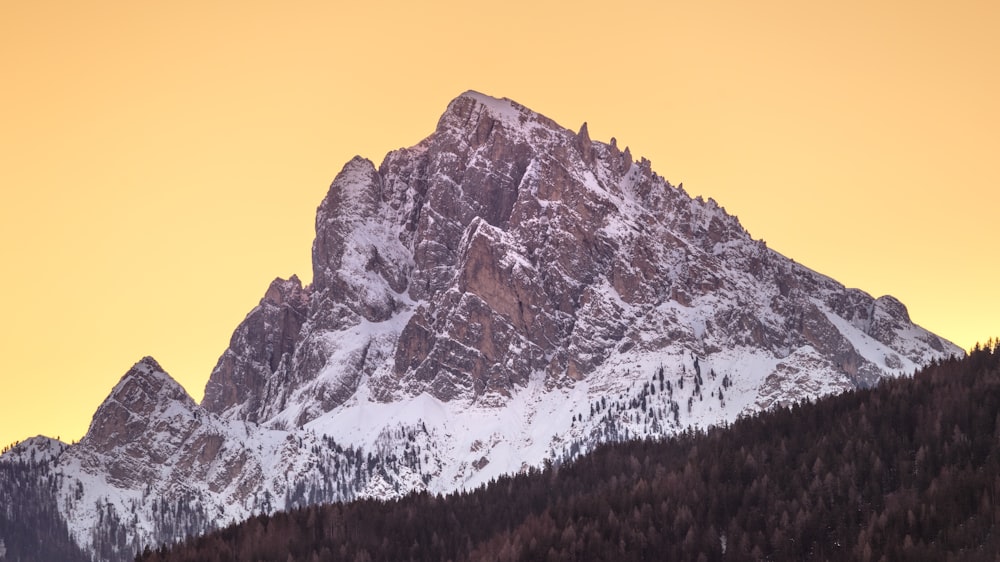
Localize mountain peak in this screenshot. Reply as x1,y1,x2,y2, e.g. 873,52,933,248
435,91,563,144
81,357,198,453
132,355,164,375
453,90,522,116
231,90,962,416
262,275,309,307
110,356,188,402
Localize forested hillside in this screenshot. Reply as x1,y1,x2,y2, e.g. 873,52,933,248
140,343,1000,561
0,456,89,562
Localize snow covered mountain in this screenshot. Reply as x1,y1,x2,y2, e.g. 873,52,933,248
1,91,960,561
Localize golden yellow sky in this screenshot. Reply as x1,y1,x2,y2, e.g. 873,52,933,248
1,1,997,448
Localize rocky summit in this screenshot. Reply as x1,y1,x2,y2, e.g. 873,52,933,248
204,90,955,425
1,91,961,561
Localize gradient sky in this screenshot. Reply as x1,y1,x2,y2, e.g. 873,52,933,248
1,1,997,448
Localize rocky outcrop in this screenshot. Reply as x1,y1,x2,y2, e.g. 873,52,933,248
77,357,203,486
202,277,310,422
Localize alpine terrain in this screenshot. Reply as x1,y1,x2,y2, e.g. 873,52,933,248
0,91,960,561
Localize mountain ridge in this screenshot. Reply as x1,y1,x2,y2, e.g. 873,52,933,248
0,91,960,561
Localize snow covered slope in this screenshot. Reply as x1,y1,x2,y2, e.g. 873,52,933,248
1,91,960,561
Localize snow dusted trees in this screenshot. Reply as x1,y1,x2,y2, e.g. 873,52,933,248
140,345,1000,561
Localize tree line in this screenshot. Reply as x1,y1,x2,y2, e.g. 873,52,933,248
140,343,1000,561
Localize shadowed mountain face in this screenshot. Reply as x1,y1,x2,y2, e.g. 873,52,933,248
1,92,960,562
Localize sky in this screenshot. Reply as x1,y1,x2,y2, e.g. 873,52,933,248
1,1,997,448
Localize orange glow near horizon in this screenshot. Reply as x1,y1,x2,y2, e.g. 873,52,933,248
1,1,997,448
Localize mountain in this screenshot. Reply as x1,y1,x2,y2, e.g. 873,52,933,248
27,358,382,561
139,345,1000,562
205,90,953,424
0,91,960,560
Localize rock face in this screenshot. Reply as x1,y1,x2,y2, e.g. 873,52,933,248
79,357,202,486
203,90,957,425
202,276,310,422
3,91,962,562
